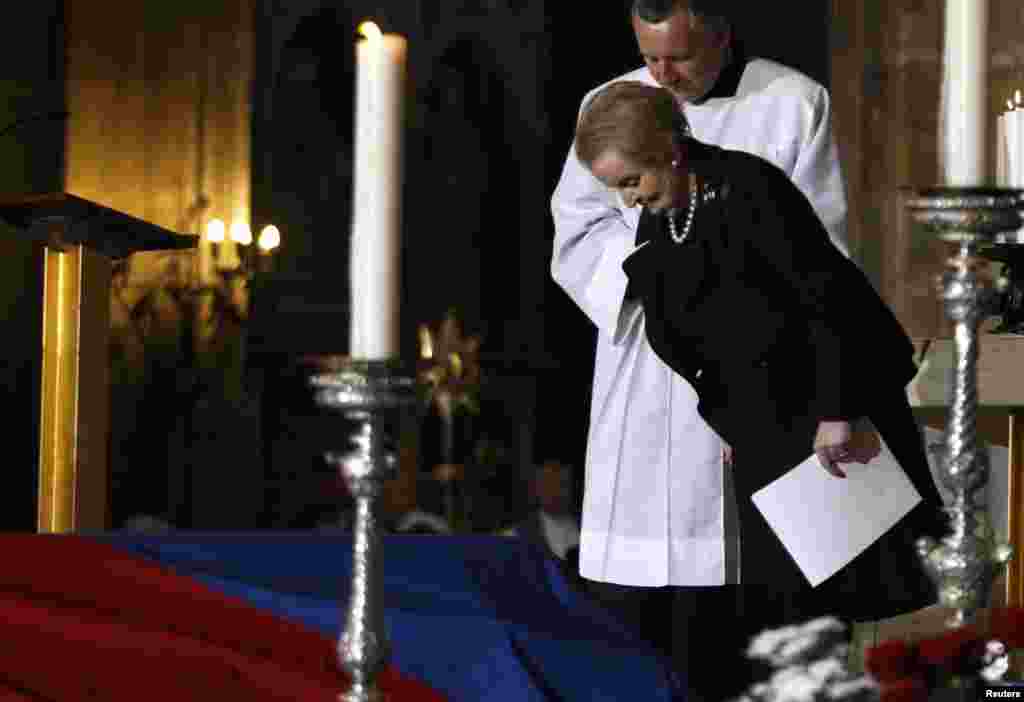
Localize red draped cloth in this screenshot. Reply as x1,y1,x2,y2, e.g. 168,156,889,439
0,535,447,701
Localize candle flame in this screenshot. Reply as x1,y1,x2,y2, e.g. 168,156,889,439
229,221,252,245
205,219,226,243
1016,89,1022,106
358,21,382,42
419,324,434,359
257,225,281,252
1009,99,1016,112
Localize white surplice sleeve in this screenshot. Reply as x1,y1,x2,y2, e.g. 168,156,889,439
550,140,646,345
791,87,849,258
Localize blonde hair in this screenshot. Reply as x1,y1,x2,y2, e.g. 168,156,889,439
575,81,680,170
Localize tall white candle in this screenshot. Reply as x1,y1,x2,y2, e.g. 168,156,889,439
941,0,988,185
1015,92,1024,187
997,110,1007,186
1014,107,1024,186
349,22,407,359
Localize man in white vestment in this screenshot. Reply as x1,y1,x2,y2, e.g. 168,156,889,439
550,1,848,698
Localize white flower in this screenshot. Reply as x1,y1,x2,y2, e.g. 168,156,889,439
981,655,1010,683
736,617,878,702
980,639,1010,683
775,633,830,665
985,640,1007,658
748,624,803,660
769,667,823,702
806,658,845,683
749,617,848,667
824,676,879,701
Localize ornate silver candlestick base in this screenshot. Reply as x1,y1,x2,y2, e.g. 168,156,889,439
310,358,420,702
904,187,1019,628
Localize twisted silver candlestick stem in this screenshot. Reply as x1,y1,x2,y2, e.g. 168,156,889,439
310,358,420,702
905,188,1019,628
332,415,391,702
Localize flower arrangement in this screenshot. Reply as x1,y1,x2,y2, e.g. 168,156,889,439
734,617,880,702
417,309,482,528
417,308,482,420
736,609,1023,702
864,607,1022,701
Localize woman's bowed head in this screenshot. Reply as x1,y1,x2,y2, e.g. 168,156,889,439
574,81,884,475
576,81,692,214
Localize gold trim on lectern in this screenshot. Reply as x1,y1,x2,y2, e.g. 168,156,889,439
37,243,111,533
38,247,76,531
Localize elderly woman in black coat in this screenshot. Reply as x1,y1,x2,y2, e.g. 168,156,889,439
573,80,947,696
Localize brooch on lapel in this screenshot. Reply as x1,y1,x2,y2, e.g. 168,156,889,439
701,181,730,204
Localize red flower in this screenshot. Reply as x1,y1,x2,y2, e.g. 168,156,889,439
867,607,1024,701
866,640,918,681
916,627,977,667
991,608,1024,649
879,676,928,702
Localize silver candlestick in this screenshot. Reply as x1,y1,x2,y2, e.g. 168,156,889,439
310,357,421,702
905,187,1019,628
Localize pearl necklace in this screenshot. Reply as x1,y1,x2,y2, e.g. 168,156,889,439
667,176,699,244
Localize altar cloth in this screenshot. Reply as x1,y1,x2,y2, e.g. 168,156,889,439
0,533,445,702
87,531,679,701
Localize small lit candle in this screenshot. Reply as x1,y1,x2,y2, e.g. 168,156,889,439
349,20,407,359
204,218,226,279
257,225,280,253
1014,92,1024,187
941,0,989,185
230,221,252,246
257,225,281,273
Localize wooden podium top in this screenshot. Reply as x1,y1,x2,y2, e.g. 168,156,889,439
909,334,1024,408
0,192,197,259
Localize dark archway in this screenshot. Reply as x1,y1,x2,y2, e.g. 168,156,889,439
249,3,361,527
413,36,521,354
265,4,356,282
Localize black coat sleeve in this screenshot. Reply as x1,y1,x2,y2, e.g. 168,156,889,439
734,158,865,420
621,212,704,384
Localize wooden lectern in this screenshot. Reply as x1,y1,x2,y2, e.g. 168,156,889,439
0,193,196,533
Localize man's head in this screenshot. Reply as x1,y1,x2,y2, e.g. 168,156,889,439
631,0,732,104
531,460,575,516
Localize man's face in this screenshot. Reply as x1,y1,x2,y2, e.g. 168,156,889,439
534,461,574,515
632,8,730,104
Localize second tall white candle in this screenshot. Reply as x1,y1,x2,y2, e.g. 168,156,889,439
942,0,988,186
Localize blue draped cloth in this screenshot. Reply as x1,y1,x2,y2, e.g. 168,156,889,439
93,532,681,702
